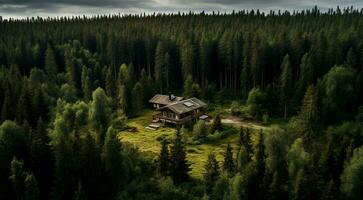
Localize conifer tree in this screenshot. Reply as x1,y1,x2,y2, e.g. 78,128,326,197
204,152,220,193
279,54,293,119
297,85,318,150
239,127,253,161
223,143,235,175
81,66,92,102
10,157,26,200
210,114,222,134
44,44,58,81
170,130,190,184
105,66,117,98
158,139,170,177
131,82,143,116
183,74,193,98
102,127,123,194
24,173,40,200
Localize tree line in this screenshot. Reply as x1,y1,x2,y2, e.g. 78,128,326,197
0,7,363,200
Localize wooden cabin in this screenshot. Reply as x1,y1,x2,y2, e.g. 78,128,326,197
150,96,207,125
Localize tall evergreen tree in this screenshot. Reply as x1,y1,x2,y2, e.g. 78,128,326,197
297,85,318,150
9,157,26,200
279,54,293,119
223,143,235,175
170,130,190,184
24,173,40,200
203,152,220,193
44,44,58,81
158,139,170,177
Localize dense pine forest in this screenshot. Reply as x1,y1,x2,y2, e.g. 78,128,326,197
1,7,363,200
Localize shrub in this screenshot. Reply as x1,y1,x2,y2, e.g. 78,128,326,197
230,101,241,116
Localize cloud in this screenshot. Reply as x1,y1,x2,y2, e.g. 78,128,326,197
0,0,362,18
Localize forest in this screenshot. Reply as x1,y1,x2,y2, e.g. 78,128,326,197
0,6,363,200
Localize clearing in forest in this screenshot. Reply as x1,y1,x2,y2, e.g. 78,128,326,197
118,109,270,179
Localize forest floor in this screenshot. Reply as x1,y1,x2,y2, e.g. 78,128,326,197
118,108,273,179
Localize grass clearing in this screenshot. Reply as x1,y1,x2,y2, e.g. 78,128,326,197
118,108,271,179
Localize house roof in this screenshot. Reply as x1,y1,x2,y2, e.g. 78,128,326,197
158,97,207,115
149,94,183,105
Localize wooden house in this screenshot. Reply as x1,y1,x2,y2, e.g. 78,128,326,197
150,95,208,125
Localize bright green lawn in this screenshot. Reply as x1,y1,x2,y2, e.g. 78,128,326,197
118,109,269,179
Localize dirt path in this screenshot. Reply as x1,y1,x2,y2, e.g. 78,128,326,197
220,116,267,130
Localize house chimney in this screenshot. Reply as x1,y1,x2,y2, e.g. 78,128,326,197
169,92,172,101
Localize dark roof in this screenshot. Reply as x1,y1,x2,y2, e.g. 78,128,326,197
158,97,207,114
149,94,183,105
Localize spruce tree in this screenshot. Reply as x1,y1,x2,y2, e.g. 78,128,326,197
44,44,58,81
297,85,318,150
203,152,220,193
24,173,40,200
170,130,190,184
278,54,293,119
223,143,235,175
131,82,143,116
102,127,123,195
183,74,193,98
239,127,253,161
9,157,26,200
210,114,222,134
158,139,170,177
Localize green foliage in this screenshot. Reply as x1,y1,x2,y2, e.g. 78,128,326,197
24,173,40,200
223,143,235,175
210,114,222,134
131,82,143,116
193,120,208,142
246,88,266,119
90,88,111,139
10,157,26,200
279,54,293,119
287,138,311,180
230,101,240,116
341,147,363,200
183,74,193,98
158,139,170,177
203,152,220,193
320,66,357,123
170,131,190,184
296,85,318,149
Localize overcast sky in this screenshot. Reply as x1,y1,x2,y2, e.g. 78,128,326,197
1,0,362,19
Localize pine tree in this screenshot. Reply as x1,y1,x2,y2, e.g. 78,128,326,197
170,130,190,184
239,127,253,161
24,173,40,200
223,143,235,175
183,74,193,98
79,133,102,199
297,85,318,150
131,82,143,116
118,84,127,114
204,152,220,193
279,54,293,119
154,41,166,93
158,139,170,177
44,44,58,81
81,66,92,102
255,129,266,183
102,127,123,194
53,136,76,200
105,66,116,98
210,114,222,134
9,157,26,200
